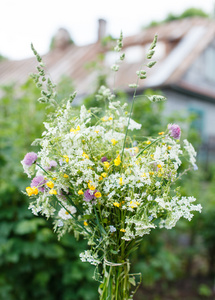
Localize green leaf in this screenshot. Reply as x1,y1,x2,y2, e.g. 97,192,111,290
14,218,46,235
42,243,65,258
0,222,13,237
110,249,118,255
129,276,136,286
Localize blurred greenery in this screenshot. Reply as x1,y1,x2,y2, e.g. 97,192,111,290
0,54,7,62
0,79,98,300
1,69,215,300
145,7,209,28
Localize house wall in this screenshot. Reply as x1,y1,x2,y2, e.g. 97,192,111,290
162,89,215,142
183,40,215,93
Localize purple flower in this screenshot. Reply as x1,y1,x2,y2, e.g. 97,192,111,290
84,189,96,202
31,175,46,192
101,156,107,163
22,152,37,166
168,124,181,139
45,160,57,171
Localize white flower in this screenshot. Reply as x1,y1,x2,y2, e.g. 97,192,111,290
80,105,91,123
79,250,100,265
127,119,142,130
183,139,197,165
109,225,116,233
58,205,77,220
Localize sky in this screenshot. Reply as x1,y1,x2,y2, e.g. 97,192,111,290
1,0,215,60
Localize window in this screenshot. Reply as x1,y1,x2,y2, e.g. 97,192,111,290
188,107,205,138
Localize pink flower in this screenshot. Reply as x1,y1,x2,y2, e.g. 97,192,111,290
84,189,97,202
31,175,46,192
45,160,57,170
101,156,107,162
168,124,181,139
22,152,37,166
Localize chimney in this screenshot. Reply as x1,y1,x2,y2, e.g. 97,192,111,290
52,28,72,50
98,19,107,41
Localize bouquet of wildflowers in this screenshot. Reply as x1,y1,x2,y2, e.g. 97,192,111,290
22,34,201,299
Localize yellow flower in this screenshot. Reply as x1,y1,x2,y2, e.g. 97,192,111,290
158,132,164,135
52,177,57,181
99,176,103,181
26,186,38,196
119,177,124,185
120,229,126,232
49,189,57,195
46,181,54,189
88,182,96,190
134,147,139,154
101,117,107,122
168,146,172,150
84,221,88,226
82,152,89,159
146,140,151,145
130,200,140,208
149,171,154,175
113,202,120,207
78,190,84,195
141,173,146,177
94,192,101,198
70,125,80,133
94,130,99,133
111,139,117,145
101,172,107,178
114,155,121,166
108,117,113,120
103,161,110,169
63,155,69,163
63,174,69,178
157,164,162,168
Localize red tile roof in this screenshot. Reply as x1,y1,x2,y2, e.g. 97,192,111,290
0,17,214,98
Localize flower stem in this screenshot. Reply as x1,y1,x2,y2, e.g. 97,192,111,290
136,136,164,158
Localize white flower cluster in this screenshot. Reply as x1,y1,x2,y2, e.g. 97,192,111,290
183,139,197,166
80,250,101,265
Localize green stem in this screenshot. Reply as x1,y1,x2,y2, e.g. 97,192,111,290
136,136,164,158
93,205,107,236
36,162,49,175
99,258,131,300
63,192,83,215
121,86,138,165
53,195,91,235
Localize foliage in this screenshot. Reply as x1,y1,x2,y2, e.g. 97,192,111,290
145,7,209,28
0,79,98,300
0,54,7,61
198,172,215,276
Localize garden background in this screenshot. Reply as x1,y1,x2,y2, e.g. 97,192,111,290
1,7,215,300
